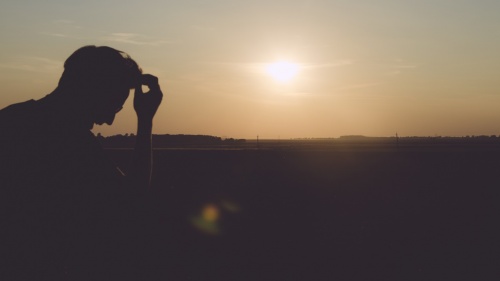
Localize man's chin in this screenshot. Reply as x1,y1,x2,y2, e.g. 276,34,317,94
95,121,113,126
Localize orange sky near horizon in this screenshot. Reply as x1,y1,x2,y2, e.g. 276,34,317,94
1,0,500,139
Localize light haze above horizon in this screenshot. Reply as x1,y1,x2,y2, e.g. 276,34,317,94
1,0,500,139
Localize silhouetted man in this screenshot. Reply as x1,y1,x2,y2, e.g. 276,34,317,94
0,46,163,279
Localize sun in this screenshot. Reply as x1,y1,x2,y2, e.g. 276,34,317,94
266,61,300,82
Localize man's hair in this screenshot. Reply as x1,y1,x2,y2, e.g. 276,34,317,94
58,45,142,91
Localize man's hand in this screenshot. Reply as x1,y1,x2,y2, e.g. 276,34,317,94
134,74,163,120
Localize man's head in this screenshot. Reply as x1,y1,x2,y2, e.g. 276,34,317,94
57,45,142,126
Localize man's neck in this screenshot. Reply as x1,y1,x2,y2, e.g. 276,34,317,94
39,88,94,131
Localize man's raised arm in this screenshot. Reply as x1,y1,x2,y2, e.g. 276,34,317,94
129,74,163,189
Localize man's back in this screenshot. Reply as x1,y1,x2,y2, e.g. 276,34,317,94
0,99,132,278
1,98,126,212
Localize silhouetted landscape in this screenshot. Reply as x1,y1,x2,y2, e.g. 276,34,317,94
97,133,246,149
102,135,500,280
98,133,500,149
3,0,500,279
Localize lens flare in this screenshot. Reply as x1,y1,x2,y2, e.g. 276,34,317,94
190,200,241,235
190,203,220,235
202,204,219,222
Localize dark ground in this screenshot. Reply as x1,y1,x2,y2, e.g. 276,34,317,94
107,141,500,280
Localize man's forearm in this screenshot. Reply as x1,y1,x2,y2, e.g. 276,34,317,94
131,117,153,189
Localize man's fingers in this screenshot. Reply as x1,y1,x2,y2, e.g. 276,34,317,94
141,74,160,91
141,74,159,86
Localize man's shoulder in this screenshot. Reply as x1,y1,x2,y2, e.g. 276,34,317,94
0,99,37,114
0,99,38,128
0,99,61,151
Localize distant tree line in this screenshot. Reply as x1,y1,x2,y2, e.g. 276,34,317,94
334,135,500,144
397,135,500,144
97,133,246,148
290,135,500,144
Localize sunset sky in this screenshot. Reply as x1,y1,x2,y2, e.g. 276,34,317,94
1,0,499,139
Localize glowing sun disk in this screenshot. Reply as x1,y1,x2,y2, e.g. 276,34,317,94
266,61,299,82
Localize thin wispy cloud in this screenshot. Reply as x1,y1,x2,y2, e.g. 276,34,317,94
52,19,74,24
302,60,354,69
0,56,62,73
394,64,418,69
51,19,82,29
41,32,67,38
39,32,83,39
336,82,383,91
103,33,173,46
385,62,419,76
197,59,353,73
192,25,215,32
40,19,83,39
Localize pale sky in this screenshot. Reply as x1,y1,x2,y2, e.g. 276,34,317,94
1,0,500,138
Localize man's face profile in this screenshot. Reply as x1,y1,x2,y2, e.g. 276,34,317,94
92,85,131,126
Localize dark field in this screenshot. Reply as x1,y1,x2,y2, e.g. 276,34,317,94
108,141,500,280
